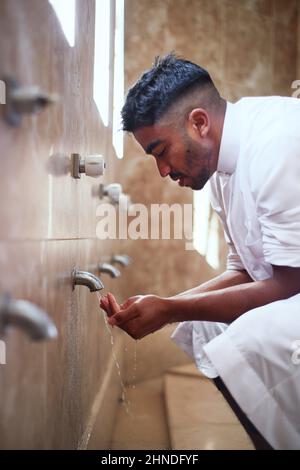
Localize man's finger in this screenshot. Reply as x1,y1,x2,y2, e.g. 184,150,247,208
107,292,121,315
108,304,138,326
100,296,107,309
120,299,131,309
120,296,139,309
100,296,113,316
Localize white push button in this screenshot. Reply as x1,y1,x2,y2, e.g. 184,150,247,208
71,153,106,179
104,183,122,204
85,154,106,177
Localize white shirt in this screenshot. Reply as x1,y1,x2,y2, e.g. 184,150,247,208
171,96,300,376
211,96,300,279
171,97,300,448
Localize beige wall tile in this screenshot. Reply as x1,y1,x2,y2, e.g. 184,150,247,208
0,241,48,449
0,0,124,449
223,4,272,92
224,0,273,17
0,0,111,241
273,0,298,22
0,238,125,448
272,0,298,95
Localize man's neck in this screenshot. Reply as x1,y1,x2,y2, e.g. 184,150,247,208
212,99,227,172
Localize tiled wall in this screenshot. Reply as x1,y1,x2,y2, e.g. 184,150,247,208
0,0,124,449
120,0,299,383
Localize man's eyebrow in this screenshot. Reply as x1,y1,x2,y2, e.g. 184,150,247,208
145,139,164,154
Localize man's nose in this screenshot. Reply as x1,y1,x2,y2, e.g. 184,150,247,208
157,160,171,178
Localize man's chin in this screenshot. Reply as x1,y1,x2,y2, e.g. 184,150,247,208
191,181,206,190
191,175,210,190
178,176,208,190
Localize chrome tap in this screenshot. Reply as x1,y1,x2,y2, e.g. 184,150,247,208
3,77,58,127
72,268,104,291
111,254,132,267
98,262,121,278
0,294,57,341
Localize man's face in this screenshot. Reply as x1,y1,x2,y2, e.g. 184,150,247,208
133,122,214,190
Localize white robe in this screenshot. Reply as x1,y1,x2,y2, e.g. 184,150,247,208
171,97,300,449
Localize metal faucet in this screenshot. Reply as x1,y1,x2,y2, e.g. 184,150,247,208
3,77,58,127
72,268,104,292
0,294,58,341
98,262,121,278
111,254,132,267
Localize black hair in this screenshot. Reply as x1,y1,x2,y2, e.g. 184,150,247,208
121,52,216,132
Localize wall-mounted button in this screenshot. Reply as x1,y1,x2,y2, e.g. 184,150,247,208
71,153,106,179
92,183,123,204
100,183,122,204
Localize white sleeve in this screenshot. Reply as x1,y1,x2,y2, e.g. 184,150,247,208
209,175,245,271
251,134,300,267
224,227,245,271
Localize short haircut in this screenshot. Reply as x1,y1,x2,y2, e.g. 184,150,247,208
121,52,217,132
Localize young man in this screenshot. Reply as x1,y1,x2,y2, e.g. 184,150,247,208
100,53,300,449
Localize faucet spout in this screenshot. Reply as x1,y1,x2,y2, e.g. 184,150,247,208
111,254,132,267
72,268,104,292
0,294,58,341
98,262,121,278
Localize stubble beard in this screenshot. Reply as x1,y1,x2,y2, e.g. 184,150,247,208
184,138,212,190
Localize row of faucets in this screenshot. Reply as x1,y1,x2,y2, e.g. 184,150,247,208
2,78,133,205
0,82,134,347
72,254,132,291
0,254,132,343
0,80,133,343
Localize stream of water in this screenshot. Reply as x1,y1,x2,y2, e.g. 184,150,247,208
96,291,134,416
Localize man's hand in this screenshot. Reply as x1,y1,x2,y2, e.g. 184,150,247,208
100,293,144,318
100,293,173,339
99,265,300,338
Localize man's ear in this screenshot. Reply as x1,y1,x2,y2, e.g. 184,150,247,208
188,108,210,138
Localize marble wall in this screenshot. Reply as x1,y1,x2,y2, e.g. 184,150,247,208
0,0,124,449
120,0,299,383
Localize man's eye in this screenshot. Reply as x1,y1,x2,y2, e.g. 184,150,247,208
156,149,165,158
